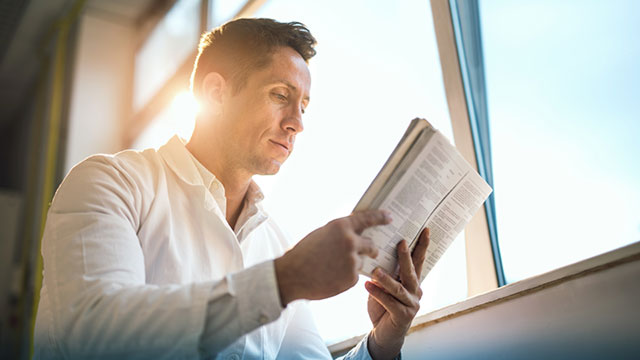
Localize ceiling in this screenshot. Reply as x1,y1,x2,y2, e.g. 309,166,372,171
0,0,158,130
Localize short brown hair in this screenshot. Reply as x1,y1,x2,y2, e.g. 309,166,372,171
190,18,317,99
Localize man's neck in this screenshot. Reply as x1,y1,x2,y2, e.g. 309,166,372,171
186,133,251,230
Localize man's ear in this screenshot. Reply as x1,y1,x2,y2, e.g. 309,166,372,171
201,72,227,106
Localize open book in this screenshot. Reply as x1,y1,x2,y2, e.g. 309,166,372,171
355,118,492,281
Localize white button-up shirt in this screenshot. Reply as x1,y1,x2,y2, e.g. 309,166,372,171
34,136,372,359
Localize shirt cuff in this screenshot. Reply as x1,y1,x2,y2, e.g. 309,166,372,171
338,333,373,360
228,259,284,332
199,260,284,355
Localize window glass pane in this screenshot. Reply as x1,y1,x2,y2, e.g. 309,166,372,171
480,0,640,283
209,0,247,27
134,0,200,111
254,0,463,344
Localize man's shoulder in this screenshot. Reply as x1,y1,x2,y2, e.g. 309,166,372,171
66,148,165,185
55,148,167,206
74,147,161,172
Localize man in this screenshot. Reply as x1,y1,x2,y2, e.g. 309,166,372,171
34,18,430,359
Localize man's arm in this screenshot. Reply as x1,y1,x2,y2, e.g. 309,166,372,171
272,210,395,360
274,229,430,360
199,260,283,353
39,157,289,358
40,157,392,358
38,158,218,358
274,210,392,304
201,209,391,354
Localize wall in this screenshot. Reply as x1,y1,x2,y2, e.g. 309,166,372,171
64,12,135,174
0,190,22,355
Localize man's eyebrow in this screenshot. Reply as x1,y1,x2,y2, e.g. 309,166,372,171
271,79,310,101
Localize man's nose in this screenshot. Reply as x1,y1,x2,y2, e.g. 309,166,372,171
283,103,304,133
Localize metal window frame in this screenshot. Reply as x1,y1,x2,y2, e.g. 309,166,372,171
448,0,505,286
431,0,502,294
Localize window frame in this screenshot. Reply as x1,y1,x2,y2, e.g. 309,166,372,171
448,0,505,286
430,0,500,295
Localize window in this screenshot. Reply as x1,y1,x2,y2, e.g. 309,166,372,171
208,0,247,27
477,0,640,283
254,0,464,344
133,0,200,111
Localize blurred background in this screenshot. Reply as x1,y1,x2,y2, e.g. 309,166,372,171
1,0,639,359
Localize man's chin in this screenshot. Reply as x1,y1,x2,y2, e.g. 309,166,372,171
254,159,284,176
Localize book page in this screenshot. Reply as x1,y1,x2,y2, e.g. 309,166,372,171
368,126,436,210
355,118,430,211
359,131,492,280
419,170,492,281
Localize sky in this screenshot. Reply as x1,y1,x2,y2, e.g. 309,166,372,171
480,0,640,282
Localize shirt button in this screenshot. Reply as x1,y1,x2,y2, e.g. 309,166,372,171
227,354,240,360
258,314,269,324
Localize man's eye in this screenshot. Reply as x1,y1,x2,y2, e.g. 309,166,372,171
273,93,287,102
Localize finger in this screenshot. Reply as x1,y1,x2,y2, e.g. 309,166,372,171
356,236,379,259
372,268,414,306
412,228,430,278
364,281,405,316
397,240,419,293
348,210,392,234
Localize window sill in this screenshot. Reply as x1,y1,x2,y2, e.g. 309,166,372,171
329,240,640,357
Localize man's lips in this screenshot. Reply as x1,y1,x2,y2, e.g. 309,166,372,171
269,139,291,152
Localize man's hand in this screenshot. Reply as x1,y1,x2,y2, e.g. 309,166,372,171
274,210,392,306
364,228,430,360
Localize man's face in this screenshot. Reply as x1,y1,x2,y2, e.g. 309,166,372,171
218,46,311,176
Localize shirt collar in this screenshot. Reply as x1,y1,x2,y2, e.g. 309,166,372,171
158,135,204,187
159,135,269,240
158,135,266,207
189,149,216,192
245,180,265,205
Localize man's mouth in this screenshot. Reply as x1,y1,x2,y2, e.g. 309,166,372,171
269,140,291,153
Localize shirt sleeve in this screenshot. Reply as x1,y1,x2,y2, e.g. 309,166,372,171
342,334,404,360
337,334,374,360
199,260,284,354
337,333,402,360
37,157,282,359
